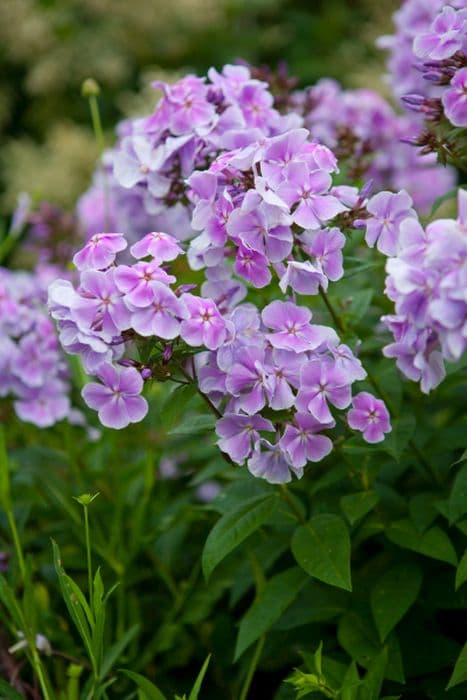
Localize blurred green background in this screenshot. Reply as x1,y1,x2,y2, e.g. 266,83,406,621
0,0,398,214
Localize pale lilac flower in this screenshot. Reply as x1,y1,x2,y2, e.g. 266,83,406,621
227,195,293,263
329,344,367,382
364,190,416,256
297,360,352,424
413,6,467,60
442,68,467,127
82,364,148,429
261,300,328,353
130,283,184,338
130,231,183,262
279,260,327,296
225,347,274,415
15,382,70,428
72,269,131,335
300,227,346,281
216,413,274,462
113,135,169,195
114,261,175,307
73,233,127,271
179,294,229,350
281,413,334,468
234,245,272,288
247,440,297,483
268,349,304,410
347,392,391,443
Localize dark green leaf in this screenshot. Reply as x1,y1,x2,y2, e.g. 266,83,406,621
447,642,467,689
386,519,457,566
292,514,352,591
235,567,307,659
370,563,423,641
383,415,416,461
202,494,278,580
449,463,467,524
0,680,24,700
455,549,467,591
120,670,167,699
100,624,140,679
358,648,388,700
340,491,380,526
188,654,211,700
168,414,215,436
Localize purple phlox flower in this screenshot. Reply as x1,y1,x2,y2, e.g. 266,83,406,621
73,233,127,271
386,257,436,325
267,348,305,410
201,262,247,313
300,227,346,281
347,391,391,443
442,68,467,127
328,343,367,381
130,231,183,262
15,380,70,428
207,64,252,100
247,440,297,483
227,192,293,262
365,190,416,256
10,330,58,388
130,282,184,338
281,413,334,468
216,303,263,370
238,82,276,129
151,75,216,135
278,163,347,230
397,217,429,260
297,359,352,424
260,128,310,188
82,363,148,429
261,300,329,353
279,260,328,295
179,293,230,350
114,261,175,308
216,413,274,463
413,6,467,60
234,244,272,288
113,136,170,196
73,269,131,335
225,346,274,415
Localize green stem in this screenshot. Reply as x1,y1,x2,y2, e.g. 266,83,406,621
319,288,345,333
7,508,26,583
84,506,93,609
89,95,105,156
239,635,265,700
280,485,306,524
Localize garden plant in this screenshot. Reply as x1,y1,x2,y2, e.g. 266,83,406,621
0,1,466,698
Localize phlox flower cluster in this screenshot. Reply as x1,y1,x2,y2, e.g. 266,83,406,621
202,300,390,483
364,188,467,394
289,79,456,214
0,265,71,427
78,64,300,243
48,231,233,430
187,127,351,297
379,1,467,128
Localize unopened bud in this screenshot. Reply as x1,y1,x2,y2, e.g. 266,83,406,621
81,78,101,98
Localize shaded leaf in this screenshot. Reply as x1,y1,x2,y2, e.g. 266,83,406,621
188,654,211,700
120,670,167,700
386,519,457,566
370,563,423,641
340,491,380,526
292,514,352,591
447,642,467,689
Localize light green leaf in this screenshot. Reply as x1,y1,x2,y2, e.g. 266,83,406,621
235,567,307,660
370,563,423,641
292,514,352,591
358,648,388,700
161,384,196,431
386,519,457,566
447,642,467,689
202,494,278,580
120,670,167,699
188,654,211,700
0,426,11,510
340,491,380,526
346,289,373,322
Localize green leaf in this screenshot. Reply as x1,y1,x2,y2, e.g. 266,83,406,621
161,384,196,431
346,289,373,322
0,680,24,700
340,491,380,526
188,654,211,700
52,540,96,673
235,567,307,659
202,494,278,580
370,563,423,641
455,549,467,591
358,647,388,700
447,642,467,689
386,519,457,566
100,624,140,679
430,187,458,217
383,414,416,461
449,462,467,524
292,514,352,591
168,414,215,436
120,670,167,699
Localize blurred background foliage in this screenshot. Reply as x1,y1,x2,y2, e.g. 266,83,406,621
0,0,398,213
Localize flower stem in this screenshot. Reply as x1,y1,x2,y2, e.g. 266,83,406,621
7,509,26,583
319,287,345,333
280,484,306,524
84,505,93,609
239,635,265,700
